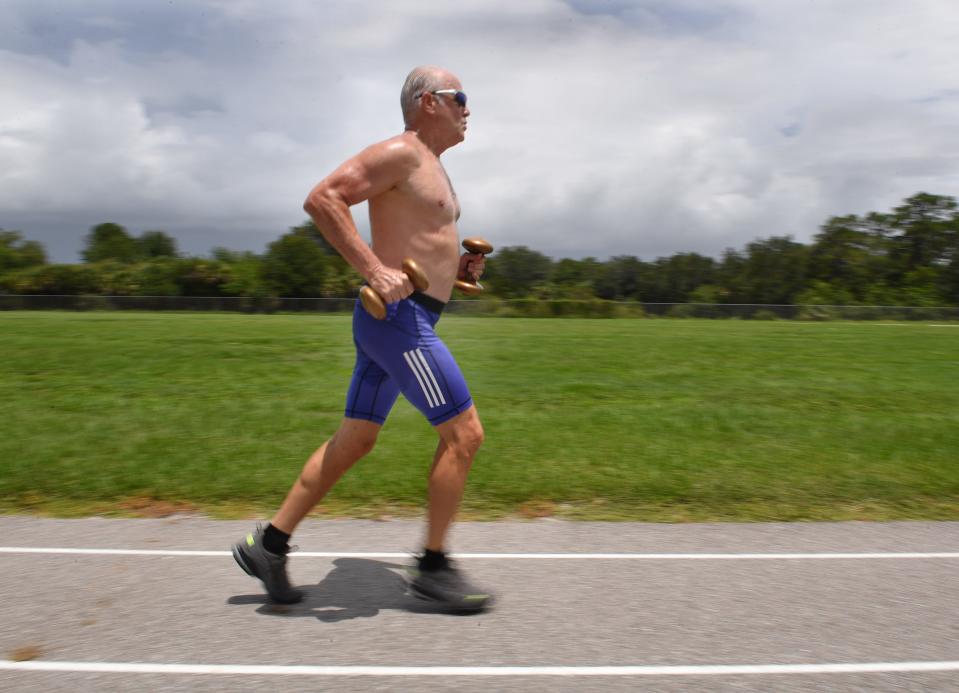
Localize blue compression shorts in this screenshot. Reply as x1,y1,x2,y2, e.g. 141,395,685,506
345,294,473,426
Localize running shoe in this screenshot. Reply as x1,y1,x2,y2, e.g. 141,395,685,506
408,560,493,612
232,524,303,604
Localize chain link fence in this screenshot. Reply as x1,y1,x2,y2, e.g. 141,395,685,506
1,294,957,321
0,294,355,313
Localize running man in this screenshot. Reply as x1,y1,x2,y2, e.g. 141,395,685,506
232,66,492,611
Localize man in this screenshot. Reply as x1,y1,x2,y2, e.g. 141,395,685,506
232,66,492,611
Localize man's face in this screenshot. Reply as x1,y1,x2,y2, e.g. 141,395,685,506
431,82,470,143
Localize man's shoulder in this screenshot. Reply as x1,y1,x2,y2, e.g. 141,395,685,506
360,132,423,167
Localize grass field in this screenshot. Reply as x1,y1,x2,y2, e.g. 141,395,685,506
2,311,958,521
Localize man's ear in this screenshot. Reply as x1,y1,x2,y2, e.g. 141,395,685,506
421,92,437,116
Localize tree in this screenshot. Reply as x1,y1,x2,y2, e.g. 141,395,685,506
211,250,267,297
286,221,365,296
482,246,553,298
941,255,959,304
135,259,181,296
3,264,99,295
0,230,47,273
552,257,602,286
739,236,808,304
261,232,327,297
811,214,896,302
137,230,178,258
795,280,856,307
888,193,957,272
687,284,722,303
593,256,647,300
647,253,715,302
82,223,139,263
715,249,747,303
173,258,233,297
540,257,604,299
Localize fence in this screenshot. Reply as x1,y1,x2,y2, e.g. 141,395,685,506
1,294,957,320
0,294,354,313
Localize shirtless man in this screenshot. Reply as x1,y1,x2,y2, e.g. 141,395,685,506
232,66,491,611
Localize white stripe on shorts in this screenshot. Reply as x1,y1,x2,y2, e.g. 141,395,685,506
414,348,446,406
403,350,438,408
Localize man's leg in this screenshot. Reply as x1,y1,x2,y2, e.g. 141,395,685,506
426,405,484,551
232,417,381,603
351,300,491,609
271,417,382,533
409,405,492,611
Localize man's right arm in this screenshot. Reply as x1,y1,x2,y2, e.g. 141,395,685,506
303,139,419,303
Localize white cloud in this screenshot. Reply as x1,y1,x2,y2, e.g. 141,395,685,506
1,0,958,261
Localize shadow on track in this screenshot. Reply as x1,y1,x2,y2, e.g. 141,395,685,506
228,557,481,621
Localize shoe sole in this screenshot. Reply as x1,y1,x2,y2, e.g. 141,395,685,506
409,581,491,613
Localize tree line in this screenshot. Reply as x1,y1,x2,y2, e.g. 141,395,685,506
2,192,958,306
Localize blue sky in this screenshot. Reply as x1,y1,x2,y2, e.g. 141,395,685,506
2,0,957,262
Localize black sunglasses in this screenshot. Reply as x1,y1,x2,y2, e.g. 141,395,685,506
418,89,467,108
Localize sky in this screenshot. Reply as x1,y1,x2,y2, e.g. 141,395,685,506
2,0,958,263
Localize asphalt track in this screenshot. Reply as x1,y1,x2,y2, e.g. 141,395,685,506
1,517,958,692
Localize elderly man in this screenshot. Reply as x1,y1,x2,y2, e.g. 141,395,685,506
232,66,492,612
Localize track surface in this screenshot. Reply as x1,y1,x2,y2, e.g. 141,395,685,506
2,517,958,692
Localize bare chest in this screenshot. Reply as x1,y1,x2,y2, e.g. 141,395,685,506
401,160,461,223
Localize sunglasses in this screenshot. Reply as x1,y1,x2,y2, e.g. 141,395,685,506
419,89,468,108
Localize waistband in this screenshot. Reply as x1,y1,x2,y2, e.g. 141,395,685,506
408,291,446,314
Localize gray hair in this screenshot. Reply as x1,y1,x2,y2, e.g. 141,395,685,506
400,66,443,128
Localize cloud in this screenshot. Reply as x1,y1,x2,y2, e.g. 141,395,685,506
1,0,958,262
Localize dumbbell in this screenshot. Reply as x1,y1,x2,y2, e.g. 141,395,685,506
455,237,494,295
360,258,429,320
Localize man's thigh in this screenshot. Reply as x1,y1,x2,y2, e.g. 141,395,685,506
344,349,400,425
353,300,473,426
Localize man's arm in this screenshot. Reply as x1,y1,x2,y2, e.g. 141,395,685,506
303,138,419,303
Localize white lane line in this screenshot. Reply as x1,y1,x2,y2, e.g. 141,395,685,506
3,660,959,677
2,547,959,560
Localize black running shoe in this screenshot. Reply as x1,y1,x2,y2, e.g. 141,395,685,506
232,524,303,604
408,560,493,612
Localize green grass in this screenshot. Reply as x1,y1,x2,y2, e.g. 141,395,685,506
2,311,958,521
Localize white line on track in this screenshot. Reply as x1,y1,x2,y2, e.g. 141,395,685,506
2,547,959,560
3,660,959,677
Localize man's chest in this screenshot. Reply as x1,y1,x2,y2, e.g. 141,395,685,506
403,163,461,222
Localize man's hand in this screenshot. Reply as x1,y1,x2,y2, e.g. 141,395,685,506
368,265,415,304
458,252,486,282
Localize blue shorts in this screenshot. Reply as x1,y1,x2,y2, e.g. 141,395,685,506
345,296,473,426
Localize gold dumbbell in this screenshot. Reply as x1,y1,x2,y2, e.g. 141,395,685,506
455,237,494,295
359,258,429,320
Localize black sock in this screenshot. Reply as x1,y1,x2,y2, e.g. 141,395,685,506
263,524,291,554
418,548,448,572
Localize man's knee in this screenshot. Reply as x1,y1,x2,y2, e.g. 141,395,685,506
333,418,381,458
440,409,484,460
464,420,484,454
